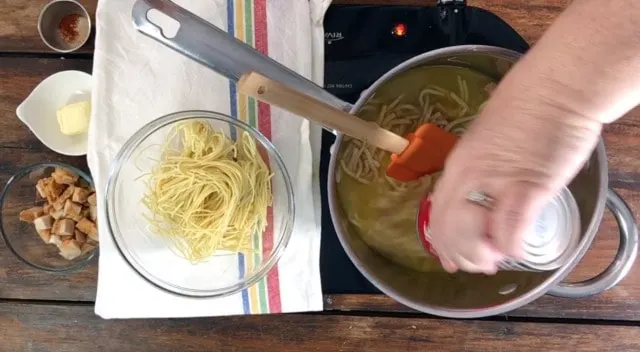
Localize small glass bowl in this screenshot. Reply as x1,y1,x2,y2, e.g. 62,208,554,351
105,111,295,298
0,163,97,272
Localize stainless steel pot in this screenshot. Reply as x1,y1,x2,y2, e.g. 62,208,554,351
132,0,638,318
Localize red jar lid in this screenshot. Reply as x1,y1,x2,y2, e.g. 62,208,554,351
416,197,439,258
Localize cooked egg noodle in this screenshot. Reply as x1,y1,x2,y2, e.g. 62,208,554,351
140,121,273,263
340,80,474,187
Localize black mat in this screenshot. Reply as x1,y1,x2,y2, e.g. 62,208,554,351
319,3,529,294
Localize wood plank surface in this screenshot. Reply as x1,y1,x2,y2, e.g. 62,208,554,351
0,0,97,53
0,2,639,321
0,302,639,352
470,0,572,44
7,2,640,352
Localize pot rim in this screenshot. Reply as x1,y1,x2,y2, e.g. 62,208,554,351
327,44,608,318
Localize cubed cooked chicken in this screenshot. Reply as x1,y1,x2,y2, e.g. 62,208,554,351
35,179,49,199
48,179,66,198
53,218,76,237
74,230,87,244
87,193,96,206
52,167,79,185
34,215,54,231
53,185,75,210
63,200,82,217
76,218,98,241
37,229,52,243
19,206,44,222
89,205,97,222
21,168,99,260
37,178,66,204
72,187,91,203
50,210,65,220
48,235,62,246
59,239,82,260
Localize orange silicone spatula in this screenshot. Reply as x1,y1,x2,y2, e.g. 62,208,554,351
237,72,460,181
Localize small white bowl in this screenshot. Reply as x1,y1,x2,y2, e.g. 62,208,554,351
16,70,92,156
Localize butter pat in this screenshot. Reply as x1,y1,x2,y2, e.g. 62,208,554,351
56,100,91,136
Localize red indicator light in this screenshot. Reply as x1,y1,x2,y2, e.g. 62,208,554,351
392,23,407,37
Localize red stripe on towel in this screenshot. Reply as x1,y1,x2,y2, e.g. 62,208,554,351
254,0,281,314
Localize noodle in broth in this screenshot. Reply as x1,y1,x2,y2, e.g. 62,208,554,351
336,65,496,272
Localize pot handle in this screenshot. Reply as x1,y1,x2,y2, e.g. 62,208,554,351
548,188,638,298
131,0,349,112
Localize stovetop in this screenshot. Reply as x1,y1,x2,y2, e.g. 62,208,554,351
318,2,529,294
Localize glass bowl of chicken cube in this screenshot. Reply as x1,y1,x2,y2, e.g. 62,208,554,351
0,163,98,272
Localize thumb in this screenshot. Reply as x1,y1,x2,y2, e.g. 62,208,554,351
492,181,549,259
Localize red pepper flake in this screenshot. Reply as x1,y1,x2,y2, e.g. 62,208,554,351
59,14,82,45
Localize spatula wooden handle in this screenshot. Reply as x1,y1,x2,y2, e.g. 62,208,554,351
237,72,409,154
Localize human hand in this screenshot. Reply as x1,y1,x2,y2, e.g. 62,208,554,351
427,83,603,275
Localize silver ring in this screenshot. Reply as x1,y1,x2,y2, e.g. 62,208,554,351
466,191,495,209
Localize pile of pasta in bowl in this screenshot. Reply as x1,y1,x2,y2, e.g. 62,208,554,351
105,111,294,297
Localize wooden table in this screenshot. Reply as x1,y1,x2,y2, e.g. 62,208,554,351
0,0,638,351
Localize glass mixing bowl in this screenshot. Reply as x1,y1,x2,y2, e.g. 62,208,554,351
0,163,97,272
105,111,294,297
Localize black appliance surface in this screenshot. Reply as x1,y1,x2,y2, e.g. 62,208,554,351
319,3,529,294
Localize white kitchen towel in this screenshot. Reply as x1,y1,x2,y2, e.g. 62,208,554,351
87,0,331,318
